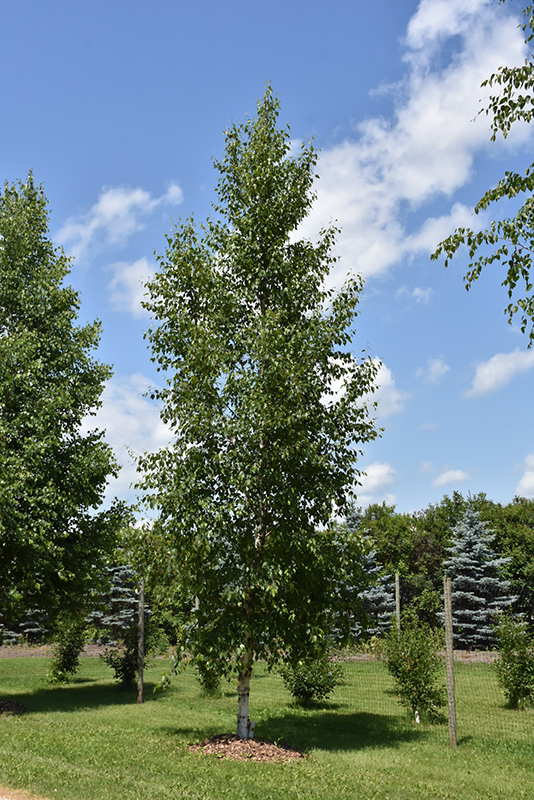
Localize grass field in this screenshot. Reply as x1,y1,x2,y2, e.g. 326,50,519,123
0,656,532,800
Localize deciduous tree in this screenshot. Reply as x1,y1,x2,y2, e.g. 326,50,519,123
138,88,379,737
0,174,121,629
432,2,534,345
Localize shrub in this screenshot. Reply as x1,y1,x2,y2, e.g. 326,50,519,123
101,631,139,687
382,610,446,721
493,614,534,709
47,616,87,684
279,651,343,706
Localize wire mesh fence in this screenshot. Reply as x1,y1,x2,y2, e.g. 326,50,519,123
248,654,533,748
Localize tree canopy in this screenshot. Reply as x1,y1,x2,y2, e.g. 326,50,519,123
432,1,534,345
138,88,379,737
0,175,121,627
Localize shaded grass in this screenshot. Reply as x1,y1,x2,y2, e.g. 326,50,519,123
0,657,532,800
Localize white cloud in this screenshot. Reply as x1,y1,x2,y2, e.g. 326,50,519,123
373,361,410,418
417,356,450,384
405,0,491,52
397,286,434,304
298,1,528,287
515,454,534,498
107,257,155,317
433,468,469,487
57,182,183,262
82,373,172,503
356,461,397,507
465,350,534,397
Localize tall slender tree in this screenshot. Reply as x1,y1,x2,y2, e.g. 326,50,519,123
0,174,121,629
139,88,379,737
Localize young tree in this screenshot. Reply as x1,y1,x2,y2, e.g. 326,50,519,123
444,504,515,649
432,2,534,345
139,88,379,737
0,175,121,629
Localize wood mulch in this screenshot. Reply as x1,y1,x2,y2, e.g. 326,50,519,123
190,733,306,762
0,700,27,716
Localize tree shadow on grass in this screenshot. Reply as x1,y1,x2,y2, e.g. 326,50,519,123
0,679,164,714
162,711,425,753
259,710,426,752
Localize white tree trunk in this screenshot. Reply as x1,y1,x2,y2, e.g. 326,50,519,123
236,639,253,738
237,668,251,738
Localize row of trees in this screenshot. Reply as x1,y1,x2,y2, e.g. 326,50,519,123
347,494,532,648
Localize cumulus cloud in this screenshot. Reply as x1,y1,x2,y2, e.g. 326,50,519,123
373,361,410,418
107,257,156,316
433,468,469,487
515,454,534,498
82,373,172,503
417,356,450,384
356,461,397,507
465,350,534,397
298,1,528,287
57,183,183,262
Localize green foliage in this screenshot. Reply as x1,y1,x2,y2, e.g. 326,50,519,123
0,174,122,624
494,614,534,708
101,638,138,687
488,497,534,623
432,2,534,345
382,611,446,720
279,651,344,706
137,86,379,704
47,614,87,684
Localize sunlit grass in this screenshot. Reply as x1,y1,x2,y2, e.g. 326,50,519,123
0,656,532,800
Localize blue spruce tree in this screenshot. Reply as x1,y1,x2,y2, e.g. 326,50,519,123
360,546,396,638
444,504,514,649
340,506,395,639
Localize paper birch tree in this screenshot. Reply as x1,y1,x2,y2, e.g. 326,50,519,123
138,88,378,738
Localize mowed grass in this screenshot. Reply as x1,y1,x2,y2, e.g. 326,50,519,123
0,656,532,800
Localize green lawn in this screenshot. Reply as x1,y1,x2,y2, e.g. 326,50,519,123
0,657,532,800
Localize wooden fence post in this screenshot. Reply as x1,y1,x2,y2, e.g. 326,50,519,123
137,579,145,704
443,576,457,747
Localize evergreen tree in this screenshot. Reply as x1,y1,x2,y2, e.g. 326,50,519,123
360,549,396,637
341,507,395,638
88,565,149,686
444,504,515,649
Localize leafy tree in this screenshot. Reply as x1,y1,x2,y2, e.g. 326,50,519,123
444,504,515,649
432,1,534,345
0,175,122,628
382,609,446,722
360,502,444,625
493,613,534,708
138,88,379,737
486,497,534,624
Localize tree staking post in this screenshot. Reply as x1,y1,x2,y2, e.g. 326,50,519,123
443,576,457,747
137,579,144,704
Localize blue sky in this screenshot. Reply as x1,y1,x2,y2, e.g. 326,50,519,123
2,0,533,514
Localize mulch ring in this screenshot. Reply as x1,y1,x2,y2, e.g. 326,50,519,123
0,700,28,716
190,733,306,762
